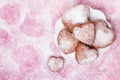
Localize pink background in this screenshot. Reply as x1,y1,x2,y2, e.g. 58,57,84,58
0,0,120,80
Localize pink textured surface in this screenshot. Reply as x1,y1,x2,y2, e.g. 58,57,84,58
12,46,40,73
0,28,10,45
0,0,120,80
20,12,43,37
0,2,20,24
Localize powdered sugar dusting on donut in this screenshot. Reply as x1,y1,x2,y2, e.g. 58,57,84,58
63,5,90,24
73,23,95,45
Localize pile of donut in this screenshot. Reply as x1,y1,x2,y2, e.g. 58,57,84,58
57,4,115,64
